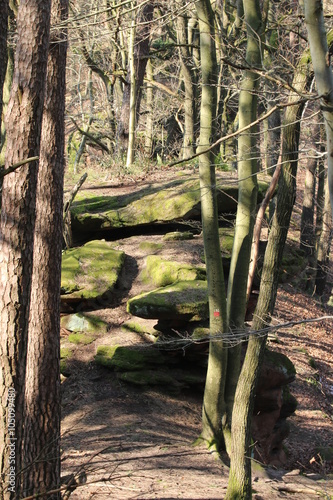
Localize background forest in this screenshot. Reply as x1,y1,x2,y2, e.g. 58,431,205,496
0,0,333,499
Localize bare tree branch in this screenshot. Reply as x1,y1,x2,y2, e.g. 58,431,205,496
0,157,39,179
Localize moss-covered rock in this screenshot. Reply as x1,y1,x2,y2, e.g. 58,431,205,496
61,240,124,302
71,178,202,233
121,320,159,338
219,227,235,257
61,313,108,333
163,231,194,241
68,332,97,345
70,176,269,235
257,349,296,391
127,280,209,321
140,255,206,287
95,345,166,371
60,347,73,359
60,347,73,376
138,241,163,254
192,326,210,340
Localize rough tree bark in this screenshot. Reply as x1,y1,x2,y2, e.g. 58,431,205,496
22,0,68,497
0,1,51,497
0,0,9,125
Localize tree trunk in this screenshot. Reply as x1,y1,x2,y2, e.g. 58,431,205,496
304,4,333,218
196,0,228,450
1,7,16,155
144,59,154,157
177,0,196,158
0,0,9,127
126,11,136,167
224,0,262,454
0,0,51,497
315,171,332,296
118,1,154,153
22,0,68,497
225,49,312,500
300,116,319,257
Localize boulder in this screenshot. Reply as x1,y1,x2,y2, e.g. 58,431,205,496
127,280,209,322
70,176,270,236
252,349,297,466
61,240,124,303
95,345,167,371
140,255,206,288
61,312,108,333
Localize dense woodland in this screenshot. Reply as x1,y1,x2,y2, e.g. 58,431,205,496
0,0,332,499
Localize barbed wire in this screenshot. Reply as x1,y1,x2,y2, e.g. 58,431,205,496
129,315,333,352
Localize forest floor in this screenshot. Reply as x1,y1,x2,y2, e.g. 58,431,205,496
60,167,333,499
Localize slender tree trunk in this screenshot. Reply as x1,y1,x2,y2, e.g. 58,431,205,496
0,0,9,126
177,0,196,158
0,1,51,497
225,49,312,500
126,11,136,167
300,117,319,256
196,0,228,450
22,0,68,497
118,1,154,153
74,69,93,173
224,0,262,454
144,58,154,157
315,172,332,296
304,4,333,217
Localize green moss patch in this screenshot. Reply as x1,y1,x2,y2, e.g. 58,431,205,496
60,347,73,376
163,231,194,241
219,227,235,257
95,345,166,371
61,240,125,302
192,327,210,340
68,332,97,345
141,255,206,287
139,241,163,254
122,320,159,338
127,280,209,321
60,347,73,359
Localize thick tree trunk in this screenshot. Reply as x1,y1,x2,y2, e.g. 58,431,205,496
196,0,227,450
22,0,68,497
0,1,51,497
